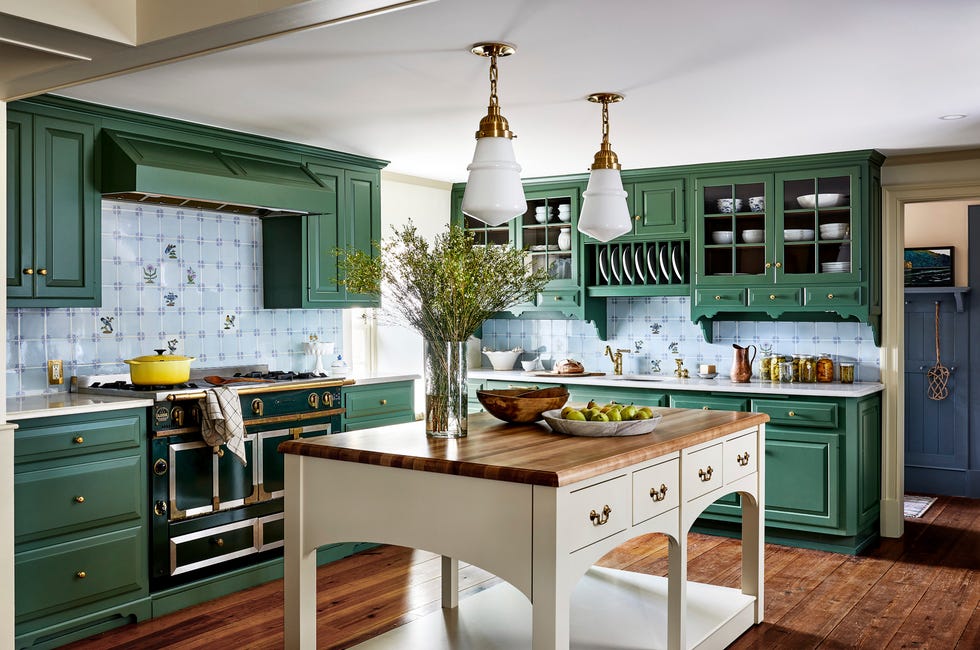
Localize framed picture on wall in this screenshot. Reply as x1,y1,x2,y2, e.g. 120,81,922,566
904,246,954,287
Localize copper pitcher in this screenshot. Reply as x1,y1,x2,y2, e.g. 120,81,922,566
730,343,757,383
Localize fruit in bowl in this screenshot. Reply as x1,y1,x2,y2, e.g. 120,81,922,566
543,400,663,437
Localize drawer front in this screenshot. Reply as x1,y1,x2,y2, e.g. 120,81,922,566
670,394,749,412
632,458,680,525
537,289,580,308
683,443,725,500
566,475,629,552
723,430,758,484
747,287,802,308
14,411,143,463
15,455,143,543
753,399,839,429
344,383,413,420
694,288,745,308
171,517,258,576
805,285,862,307
15,527,145,620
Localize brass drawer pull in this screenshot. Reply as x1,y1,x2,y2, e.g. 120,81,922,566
788,411,796,417
827,293,834,299
73,495,85,503
698,466,714,482
38,268,47,276
765,262,772,269
702,406,710,410
75,571,87,579
769,294,776,300
650,484,668,502
589,504,612,526
554,295,561,301
73,436,84,444
23,267,34,275
214,537,225,547
714,295,721,300
775,262,782,268
737,452,750,467
380,399,387,405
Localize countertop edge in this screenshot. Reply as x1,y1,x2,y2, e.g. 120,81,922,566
468,370,884,398
346,374,420,387
6,395,155,420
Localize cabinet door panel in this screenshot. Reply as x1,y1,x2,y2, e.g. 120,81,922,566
304,163,344,304
631,178,686,238
765,429,840,530
33,115,98,300
344,169,381,306
7,111,33,297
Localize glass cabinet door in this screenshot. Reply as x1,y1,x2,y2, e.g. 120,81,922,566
461,213,511,246
519,186,580,288
775,168,859,282
697,174,773,284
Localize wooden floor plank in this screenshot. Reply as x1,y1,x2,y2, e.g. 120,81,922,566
63,495,980,650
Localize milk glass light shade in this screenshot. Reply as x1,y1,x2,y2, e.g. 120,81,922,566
461,136,526,227
578,168,631,242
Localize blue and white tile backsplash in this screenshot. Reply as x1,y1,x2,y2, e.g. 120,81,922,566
6,201,343,396
480,296,881,382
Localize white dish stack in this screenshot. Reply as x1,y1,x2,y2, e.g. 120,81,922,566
821,261,851,273
534,205,552,223
557,204,571,222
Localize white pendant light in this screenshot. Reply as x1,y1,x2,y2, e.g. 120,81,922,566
577,93,631,242
461,42,527,227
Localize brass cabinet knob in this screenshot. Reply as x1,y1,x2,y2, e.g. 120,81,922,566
827,293,834,299
788,411,796,417
38,268,47,276
765,262,772,269
214,537,224,547
775,262,782,268
380,399,387,405
73,436,84,444
75,571,87,579
634,214,641,220
74,496,85,503
23,268,34,275
769,294,776,300
702,406,710,410
714,295,721,300
554,295,561,301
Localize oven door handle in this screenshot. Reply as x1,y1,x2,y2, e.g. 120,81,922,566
244,408,346,427
167,379,353,401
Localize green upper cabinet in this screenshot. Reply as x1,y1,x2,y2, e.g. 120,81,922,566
621,175,687,240
7,108,101,307
691,151,883,344
262,162,381,309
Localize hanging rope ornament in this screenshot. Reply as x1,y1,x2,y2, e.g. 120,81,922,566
927,301,950,401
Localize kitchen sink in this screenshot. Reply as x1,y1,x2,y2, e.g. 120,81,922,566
606,374,669,382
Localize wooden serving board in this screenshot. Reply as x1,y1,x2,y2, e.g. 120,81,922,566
526,371,606,378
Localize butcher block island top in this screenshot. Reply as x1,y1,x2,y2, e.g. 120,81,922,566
278,408,770,487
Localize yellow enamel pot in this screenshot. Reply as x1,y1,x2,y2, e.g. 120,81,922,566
124,349,195,385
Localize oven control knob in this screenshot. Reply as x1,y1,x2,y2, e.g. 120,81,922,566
251,398,264,416
171,406,184,426
322,392,334,408
190,406,201,425
153,458,168,476
154,500,168,516
308,393,319,409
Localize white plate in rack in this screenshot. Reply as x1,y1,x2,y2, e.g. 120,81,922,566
634,245,645,281
598,248,610,283
671,247,683,282
622,246,635,282
610,247,622,282
646,246,659,282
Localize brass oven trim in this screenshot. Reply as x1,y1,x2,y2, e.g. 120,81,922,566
166,378,354,402
246,408,344,427
167,435,258,520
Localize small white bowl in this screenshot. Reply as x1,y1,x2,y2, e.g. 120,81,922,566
783,229,815,241
711,230,733,244
819,223,850,239
484,350,521,370
741,229,765,243
797,193,846,208
716,198,743,213
520,359,537,371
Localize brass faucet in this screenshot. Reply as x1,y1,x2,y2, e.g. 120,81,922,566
604,345,630,375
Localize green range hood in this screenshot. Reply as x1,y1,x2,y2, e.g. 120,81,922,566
100,129,331,215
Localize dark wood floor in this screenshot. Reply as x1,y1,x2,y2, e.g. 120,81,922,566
66,495,980,649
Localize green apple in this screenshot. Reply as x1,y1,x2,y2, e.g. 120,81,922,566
565,410,586,421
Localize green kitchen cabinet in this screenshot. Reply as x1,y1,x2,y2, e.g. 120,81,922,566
262,162,381,309
7,108,101,307
341,380,416,432
691,151,884,344
616,175,688,241
12,408,150,650
565,384,667,410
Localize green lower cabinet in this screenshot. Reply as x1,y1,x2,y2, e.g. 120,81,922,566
669,393,749,412
695,393,881,554
341,380,415,432
12,408,149,650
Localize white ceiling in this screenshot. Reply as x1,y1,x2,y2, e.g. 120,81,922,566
43,0,980,182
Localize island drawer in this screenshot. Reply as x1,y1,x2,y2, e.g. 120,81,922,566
15,455,143,543
753,399,839,429
14,411,143,463
14,526,144,620
632,458,679,525
723,430,758,484
683,443,724,500
566,474,629,553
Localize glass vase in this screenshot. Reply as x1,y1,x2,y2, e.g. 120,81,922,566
424,339,468,438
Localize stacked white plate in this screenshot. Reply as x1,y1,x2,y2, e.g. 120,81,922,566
819,223,850,239
821,262,851,273
783,228,815,241
556,204,571,222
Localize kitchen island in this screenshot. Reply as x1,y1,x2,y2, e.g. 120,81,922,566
280,408,769,649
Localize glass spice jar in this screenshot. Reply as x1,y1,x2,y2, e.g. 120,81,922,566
816,353,834,383
839,362,855,384
770,354,786,382
760,353,773,381
801,355,817,383
779,360,794,383
791,354,804,383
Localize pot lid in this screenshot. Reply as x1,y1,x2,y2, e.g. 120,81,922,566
126,349,195,363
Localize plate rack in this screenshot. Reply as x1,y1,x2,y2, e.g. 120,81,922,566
587,240,689,296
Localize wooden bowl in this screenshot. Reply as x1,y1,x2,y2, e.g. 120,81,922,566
476,387,570,424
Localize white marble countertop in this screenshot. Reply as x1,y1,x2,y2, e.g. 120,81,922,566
6,394,155,421
347,373,419,386
468,369,884,398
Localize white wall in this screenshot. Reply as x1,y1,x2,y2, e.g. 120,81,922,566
904,200,970,286
375,171,452,414
1,97,15,650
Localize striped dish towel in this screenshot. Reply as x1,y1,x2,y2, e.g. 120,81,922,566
200,386,247,466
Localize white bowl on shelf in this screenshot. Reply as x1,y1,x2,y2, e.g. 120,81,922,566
748,196,765,212
797,193,847,208
716,198,743,213
819,223,850,239
741,229,765,243
711,230,734,244
783,228,815,241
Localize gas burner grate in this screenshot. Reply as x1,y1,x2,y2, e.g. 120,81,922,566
233,371,329,381
92,380,200,391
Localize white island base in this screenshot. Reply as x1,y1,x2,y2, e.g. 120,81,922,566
354,566,756,650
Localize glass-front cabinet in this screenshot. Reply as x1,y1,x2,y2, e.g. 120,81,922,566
518,187,579,290
698,174,773,284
